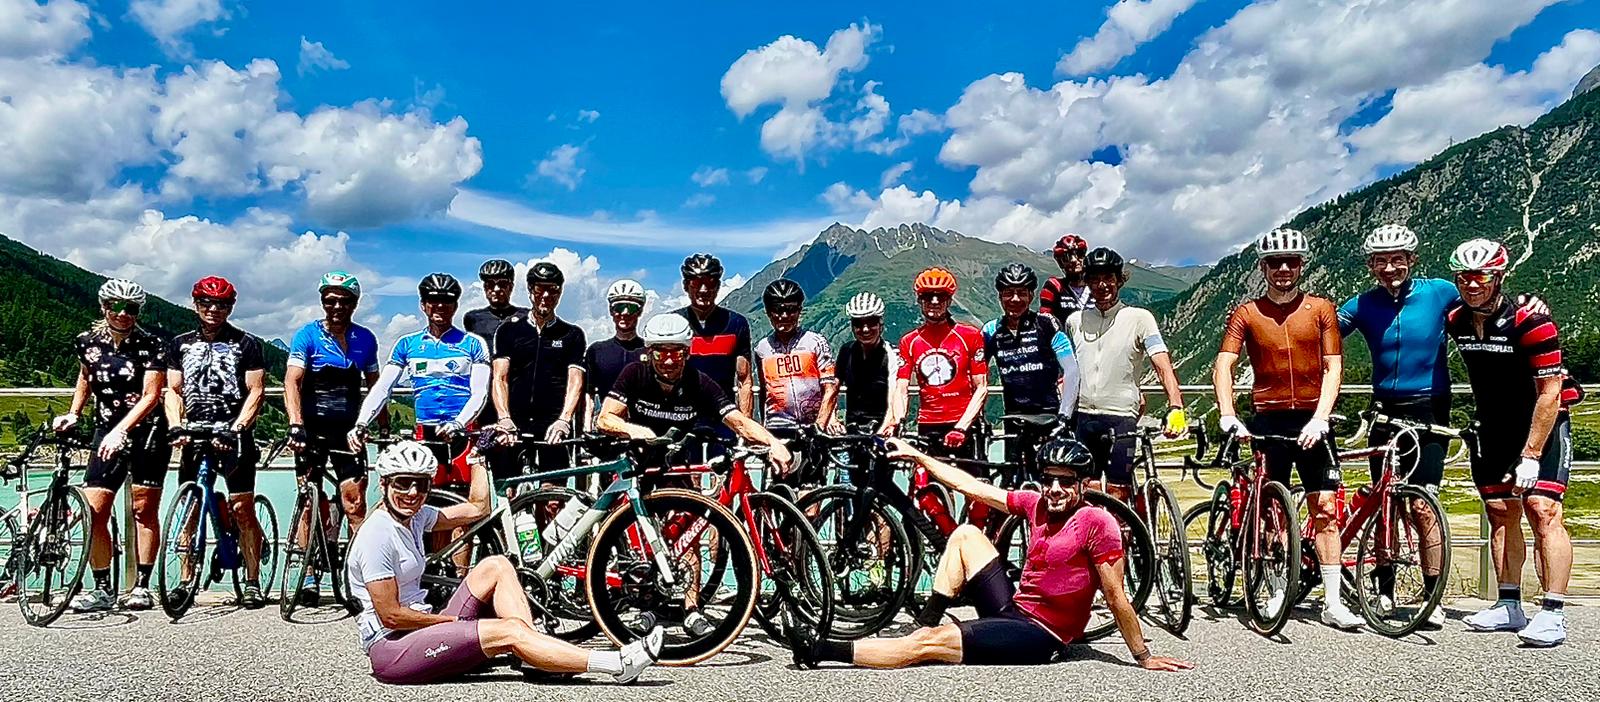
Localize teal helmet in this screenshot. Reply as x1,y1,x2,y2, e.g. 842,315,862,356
319,270,361,297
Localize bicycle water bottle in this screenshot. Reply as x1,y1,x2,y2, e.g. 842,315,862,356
217,528,240,570
514,512,543,564
547,499,585,543
1350,485,1372,515
1336,485,1347,527
1228,483,1242,528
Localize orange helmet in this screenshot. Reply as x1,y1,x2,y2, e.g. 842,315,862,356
913,267,958,295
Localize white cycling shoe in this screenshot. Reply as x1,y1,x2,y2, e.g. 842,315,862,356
614,626,665,684
1465,602,1528,632
1321,603,1364,630
683,610,715,637
69,588,114,613
1424,604,1447,629
1516,610,1567,647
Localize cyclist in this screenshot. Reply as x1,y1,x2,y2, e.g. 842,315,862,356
1213,229,1359,630
1039,234,1090,327
893,267,988,461
835,292,900,436
163,275,269,608
982,263,1078,467
1064,248,1186,501
490,262,586,483
584,280,648,414
1445,239,1579,647
786,436,1190,672
675,254,755,457
754,279,837,484
347,440,663,685
464,259,527,433
53,279,169,612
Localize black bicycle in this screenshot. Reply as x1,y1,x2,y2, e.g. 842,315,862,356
2,426,119,626
266,433,363,620
1099,421,1192,635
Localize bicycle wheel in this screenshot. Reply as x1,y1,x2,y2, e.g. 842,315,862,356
746,491,834,642
279,488,318,620
1243,482,1300,637
1145,480,1192,635
1182,487,1237,608
420,490,504,610
1354,484,1450,638
585,489,757,665
0,513,17,600
17,486,92,627
157,483,207,619
253,496,279,598
509,487,601,642
797,485,915,640
1079,491,1154,642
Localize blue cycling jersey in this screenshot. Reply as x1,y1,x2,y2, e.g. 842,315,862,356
1337,277,1458,399
287,321,380,427
385,327,490,424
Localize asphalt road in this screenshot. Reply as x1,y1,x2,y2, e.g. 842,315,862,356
2,597,1596,702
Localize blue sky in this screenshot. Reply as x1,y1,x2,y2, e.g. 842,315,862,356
2,0,1597,344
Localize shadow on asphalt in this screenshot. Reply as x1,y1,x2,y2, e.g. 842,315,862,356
47,611,139,630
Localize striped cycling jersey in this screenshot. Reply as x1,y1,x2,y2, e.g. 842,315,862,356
1446,296,1581,424
385,327,490,425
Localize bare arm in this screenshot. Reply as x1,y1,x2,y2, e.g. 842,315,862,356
597,398,654,440
366,578,458,630
560,366,584,424
817,380,839,430
735,356,754,416
283,365,306,426
1095,556,1192,670
1313,354,1342,421
885,439,1007,512
434,457,491,530
491,358,513,422
67,365,91,418
891,377,911,430
955,373,987,432
164,369,185,427
723,410,795,473
1150,351,1183,411
1212,351,1239,419
1523,375,1564,458
235,369,266,430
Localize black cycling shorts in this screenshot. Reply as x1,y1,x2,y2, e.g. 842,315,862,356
1468,413,1571,502
954,558,1065,666
294,431,367,486
1074,413,1138,486
1368,396,1450,491
1249,410,1340,494
84,423,172,492
917,423,980,465
178,428,260,494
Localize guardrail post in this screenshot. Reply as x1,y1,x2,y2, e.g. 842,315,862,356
1477,507,1494,600
122,488,136,588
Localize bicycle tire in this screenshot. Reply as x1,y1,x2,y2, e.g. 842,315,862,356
17,485,91,627
253,495,279,600
795,485,915,640
507,487,602,643
1183,486,1239,608
279,488,316,620
158,482,207,620
746,491,835,642
333,535,360,616
0,513,18,600
1243,481,1300,637
1146,480,1192,634
1354,484,1450,638
106,508,122,603
584,489,757,665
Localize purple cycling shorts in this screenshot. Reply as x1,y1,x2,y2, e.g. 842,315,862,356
367,583,493,685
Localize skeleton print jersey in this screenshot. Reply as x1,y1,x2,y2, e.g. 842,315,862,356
167,325,267,424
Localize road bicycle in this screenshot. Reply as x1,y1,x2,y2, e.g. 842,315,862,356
1099,420,1192,635
2,426,119,626
264,432,362,621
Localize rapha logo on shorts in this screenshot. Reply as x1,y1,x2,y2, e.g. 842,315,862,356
425,643,451,658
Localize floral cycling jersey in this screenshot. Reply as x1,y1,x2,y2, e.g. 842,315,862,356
74,324,167,427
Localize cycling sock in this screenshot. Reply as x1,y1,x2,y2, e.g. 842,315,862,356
245,579,261,590
586,651,623,676
1374,563,1395,598
915,591,954,628
136,564,153,588
1320,565,1342,607
1422,573,1440,595
1497,584,1522,607
815,639,854,664
92,569,111,593
1542,593,1566,613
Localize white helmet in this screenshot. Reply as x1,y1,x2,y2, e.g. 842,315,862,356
1364,224,1418,255
606,279,646,304
375,440,436,479
846,292,885,319
641,313,694,347
1448,238,1510,272
1257,228,1309,259
98,279,147,305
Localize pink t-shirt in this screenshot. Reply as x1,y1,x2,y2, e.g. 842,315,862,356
1005,491,1125,643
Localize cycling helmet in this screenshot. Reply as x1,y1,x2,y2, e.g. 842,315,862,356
1363,224,1418,255
606,279,646,303
374,440,437,479
527,261,565,286
763,279,805,309
846,292,885,319
913,267,958,295
993,263,1038,291
192,275,237,301
1256,228,1309,259
681,253,724,279
1035,436,1095,474
98,279,147,305
641,313,694,347
1083,247,1125,275
478,259,514,281
1448,238,1509,272
1052,234,1088,255
318,270,361,297
418,273,463,301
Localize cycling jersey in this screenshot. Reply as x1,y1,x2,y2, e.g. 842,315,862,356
1065,302,1168,418
1219,294,1341,412
675,306,752,400
287,320,380,429
74,324,166,428
1445,298,1581,423
606,362,736,436
836,339,898,427
463,305,527,342
1038,277,1090,326
755,329,836,427
585,336,646,401
1337,277,1456,399
167,324,267,423
385,328,490,425
1005,491,1124,643
491,315,586,424
897,322,988,425
981,312,1074,415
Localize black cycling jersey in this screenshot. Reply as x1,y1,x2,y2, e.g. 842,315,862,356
167,324,266,423
492,315,586,425
607,361,736,437
675,306,751,400
1445,297,1580,424
74,324,167,428
982,312,1066,414
585,336,646,401
1038,277,1089,327
463,305,528,342
835,339,894,426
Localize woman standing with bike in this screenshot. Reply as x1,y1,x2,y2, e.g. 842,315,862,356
347,440,663,685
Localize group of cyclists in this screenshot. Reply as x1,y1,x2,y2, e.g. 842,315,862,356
35,220,1580,684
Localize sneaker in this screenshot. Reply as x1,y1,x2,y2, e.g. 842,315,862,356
1321,603,1364,630
613,626,664,684
70,588,114,613
1516,610,1567,647
122,587,154,611
1377,596,1396,615
683,609,715,637
296,577,321,608
1465,602,1527,632
241,584,266,609
1265,574,1287,616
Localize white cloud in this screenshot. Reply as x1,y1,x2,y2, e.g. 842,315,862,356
745,166,769,184
297,36,349,75
534,144,585,191
820,182,876,213
1058,0,1197,76
0,58,161,199
129,0,230,54
691,166,730,187
578,109,601,123
0,0,90,59
683,192,716,208
879,161,913,189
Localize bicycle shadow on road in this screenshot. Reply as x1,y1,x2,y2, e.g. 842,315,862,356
45,611,139,630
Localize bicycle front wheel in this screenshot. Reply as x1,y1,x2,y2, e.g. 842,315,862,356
585,489,757,665
1080,490,1154,642
1354,484,1450,638
797,485,915,640
510,487,601,643
1183,483,1238,608
279,488,318,621
747,491,834,642
1145,480,1192,635
252,496,279,599
17,486,91,627
158,483,207,620
1243,481,1300,637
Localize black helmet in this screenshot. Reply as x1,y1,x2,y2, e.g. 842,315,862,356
681,253,724,279
1083,247,1125,276
527,262,565,286
478,259,514,281
418,273,462,301
993,263,1038,291
1035,436,1094,474
763,278,805,309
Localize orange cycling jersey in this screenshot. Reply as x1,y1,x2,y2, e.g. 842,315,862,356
755,330,836,426
897,322,988,425
1220,293,1341,412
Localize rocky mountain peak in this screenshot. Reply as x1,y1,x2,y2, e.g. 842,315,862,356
1576,63,1600,99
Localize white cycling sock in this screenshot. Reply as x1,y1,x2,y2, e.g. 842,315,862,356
1321,565,1342,607
587,651,623,676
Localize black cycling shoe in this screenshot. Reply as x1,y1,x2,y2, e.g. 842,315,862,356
296,586,321,608
241,584,266,609
781,608,820,669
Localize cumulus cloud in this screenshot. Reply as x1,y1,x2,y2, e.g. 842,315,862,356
0,0,90,59
129,0,230,54
297,36,350,75
0,59,161,199
691,166,730,187
535,144,585,190
1058,0,1197,76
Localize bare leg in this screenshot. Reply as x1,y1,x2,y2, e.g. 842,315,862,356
931,524,999,598
1523,497,1571,595
1408,495,1444,578
1308,492,1341,567
84,488,116,572
1485,499,1525,589
477,618,590,673
850,624,964,668
229,493,262,581
463,555,535,627
130,486,161,568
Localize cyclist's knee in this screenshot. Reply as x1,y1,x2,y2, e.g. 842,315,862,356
1523,497,1564,527
951,523,984,543
1484,499,1519,522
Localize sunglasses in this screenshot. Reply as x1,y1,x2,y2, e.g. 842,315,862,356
421,296,458,305
851,318,882,329
650,346,689,360
195,298,234,310
610,302,642,316
768,306,802,317
917,293,948,303
483,280,514,290
389,477,432,494
104,301,142,315
1040,472,1083,490
1262,256,1304,270
321,296,355,308
1455,271,1497,285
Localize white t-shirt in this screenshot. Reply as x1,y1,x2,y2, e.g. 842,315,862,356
1064,302,1168,418
347,505,440,651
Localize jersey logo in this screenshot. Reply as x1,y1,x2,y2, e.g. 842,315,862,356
918,350,957,387
551,340,563,348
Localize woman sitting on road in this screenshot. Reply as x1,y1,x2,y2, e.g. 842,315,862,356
346,438,663,685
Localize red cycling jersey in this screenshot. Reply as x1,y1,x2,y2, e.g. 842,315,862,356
897,322,988,425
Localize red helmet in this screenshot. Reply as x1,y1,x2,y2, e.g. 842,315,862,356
1052,234,1088,255
192,275,237,301
913,267,958,295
